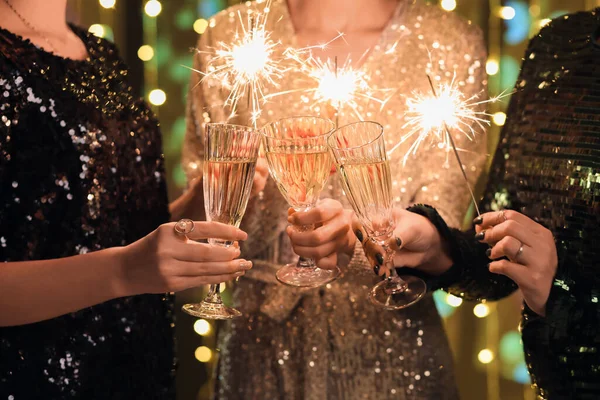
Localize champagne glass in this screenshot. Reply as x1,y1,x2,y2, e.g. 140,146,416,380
261,116,341,287
328,121,426,309
182,123,261,319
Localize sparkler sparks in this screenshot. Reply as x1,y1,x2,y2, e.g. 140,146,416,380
388,72,511,165
192,0,285,125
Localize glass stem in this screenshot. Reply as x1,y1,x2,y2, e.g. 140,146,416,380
296,223,317,268
204,284,223,304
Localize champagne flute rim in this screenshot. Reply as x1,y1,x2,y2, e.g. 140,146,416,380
206,122,260,134
327,120,385,151
260,115,335,140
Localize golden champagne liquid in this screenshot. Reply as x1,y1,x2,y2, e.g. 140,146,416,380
338,160,394,237
265,149,331,209
203,159,257,228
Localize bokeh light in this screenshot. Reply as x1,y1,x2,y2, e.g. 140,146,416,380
473,303,491,318
144,0,162,17
194,346,212,363
478,349,495,364
99,0,116,9
433,290,457,318
499,6,516,20
493,112,507,126
500,331,524,364
88,24,105,38
137,45,154,61
194,18,209,34
513,362,531,384
148,89,167,106
440,0,457,12
446,293,463,307
193,319,211,336
539,18,552,28
486,59,499,76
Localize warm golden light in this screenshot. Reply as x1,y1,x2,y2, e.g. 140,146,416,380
539,18,552,28
137,45,154,61
88,24,106,38
446,294,463,307
473,303,491,318
144,0,162,17
499,6,516,20
193,319,211,336
478,349,494,364
440,0,457,12
486,59,499,76
194,346,212,363
99,0,116,9
193,19,209,34
492,111,507,126
148,89,166,106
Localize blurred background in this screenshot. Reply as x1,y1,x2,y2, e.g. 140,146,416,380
69,0,599,399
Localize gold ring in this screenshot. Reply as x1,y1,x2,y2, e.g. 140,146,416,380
516,245,524,260
498,210,508,223
174,219,195,235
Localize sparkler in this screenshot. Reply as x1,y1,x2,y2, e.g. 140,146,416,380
391,73,511,216
192,0,284,126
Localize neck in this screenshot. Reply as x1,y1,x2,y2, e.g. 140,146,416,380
287,0,399,33
2,0,68,33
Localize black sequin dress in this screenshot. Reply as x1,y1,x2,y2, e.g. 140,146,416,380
415,9,600,400
0,26,175,399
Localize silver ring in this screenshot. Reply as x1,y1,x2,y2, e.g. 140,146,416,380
174,219,195,235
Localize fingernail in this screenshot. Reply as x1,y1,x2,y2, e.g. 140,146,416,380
235,271,245,277
240,260,252,269
375,253,384,266
374,265,380,275
486,263,491,270
355,229,364,242
473,216,483,225
474,231,485,241
485,248,492,258
287,216,295,224
395,237,402,248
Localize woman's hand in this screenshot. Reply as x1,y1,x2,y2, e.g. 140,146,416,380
474,210,557,316
286,199,355,270
352,208,453,278
118,221,252,295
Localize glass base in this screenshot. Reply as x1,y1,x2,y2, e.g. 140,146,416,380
368,275,426,310
182,301,242,320
276,263,340,288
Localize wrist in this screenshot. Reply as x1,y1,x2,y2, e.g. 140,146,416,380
107,246,133,298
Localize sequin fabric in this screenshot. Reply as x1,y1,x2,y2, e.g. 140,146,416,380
184,1,487,398
432,9,600,400
0,26,175,399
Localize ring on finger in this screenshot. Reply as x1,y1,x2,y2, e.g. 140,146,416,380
515,245,524,261
174,218,195,236
498,210,508,224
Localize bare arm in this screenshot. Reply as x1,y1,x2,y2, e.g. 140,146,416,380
0,221,250,327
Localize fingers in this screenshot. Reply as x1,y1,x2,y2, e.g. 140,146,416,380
488,259,531,290
287,217,348,247
315,253,338,270
174,241,241,262
474,210,542,233
176,259,253,276
475,219,532,247
288,199,343,226
488,236,533,264
185,221,248,242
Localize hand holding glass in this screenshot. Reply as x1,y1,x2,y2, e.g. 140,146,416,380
328,121,426,309
261,116,341,287
181,123,261,319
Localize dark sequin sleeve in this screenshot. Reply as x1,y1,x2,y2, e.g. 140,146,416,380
409,10,600,398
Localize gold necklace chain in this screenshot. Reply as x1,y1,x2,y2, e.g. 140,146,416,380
2,0,57,52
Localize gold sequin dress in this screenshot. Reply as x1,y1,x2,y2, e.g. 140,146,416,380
183,1,487,398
